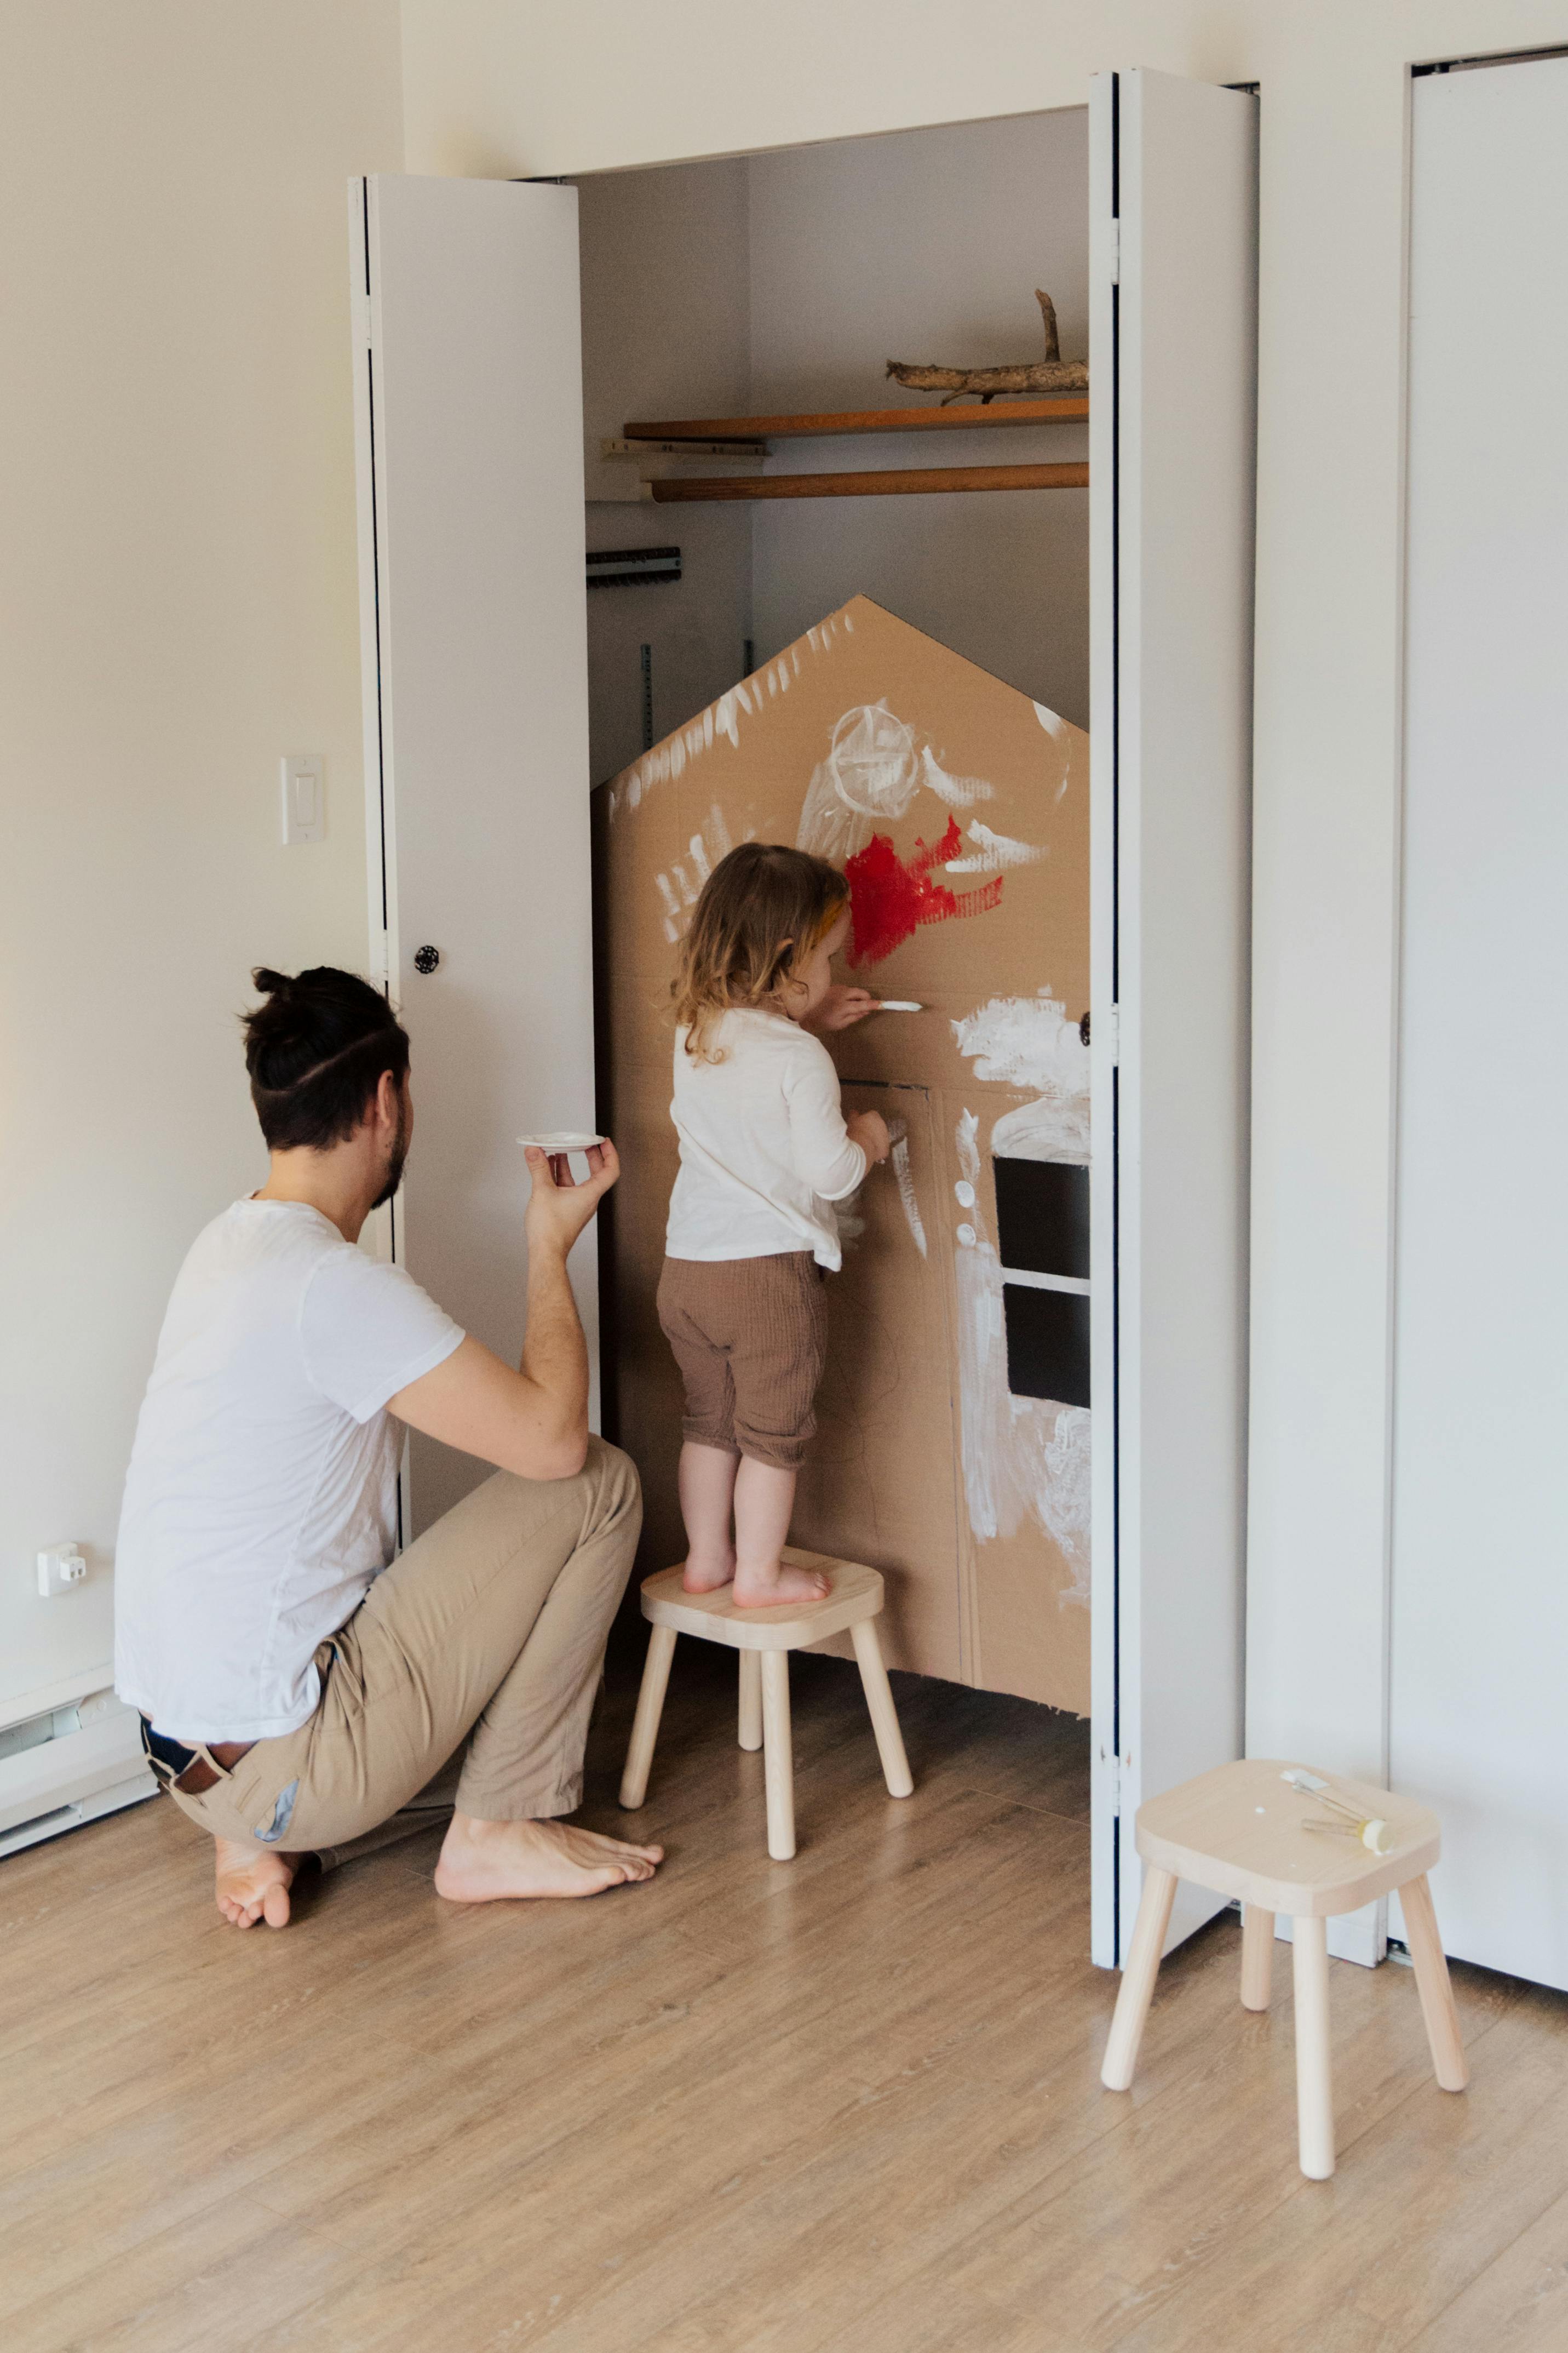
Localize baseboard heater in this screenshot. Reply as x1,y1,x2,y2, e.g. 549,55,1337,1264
0,1690,155,1860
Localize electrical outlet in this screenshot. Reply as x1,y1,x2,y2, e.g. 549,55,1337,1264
37,1544,88,1597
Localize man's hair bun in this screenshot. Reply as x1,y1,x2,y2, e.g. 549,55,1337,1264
240,965,410,1153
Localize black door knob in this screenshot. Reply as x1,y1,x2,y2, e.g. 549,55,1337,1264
413,945,440,975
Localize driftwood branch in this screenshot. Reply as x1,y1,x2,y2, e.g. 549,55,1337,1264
886,289,1088,404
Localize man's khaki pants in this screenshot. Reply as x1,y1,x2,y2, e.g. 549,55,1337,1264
167,1437,642,1867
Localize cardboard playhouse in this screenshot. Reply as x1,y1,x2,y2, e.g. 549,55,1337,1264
593,596,1090,1713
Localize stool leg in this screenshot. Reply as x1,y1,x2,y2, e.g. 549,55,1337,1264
1101,1865,1178,2090
850,1618,914,1799
1400,1874,1469,2092
760,1650,795,1860
1292,1915,1335,2179
618,1624,676,1810
738,1651,763,1752
1241,1903,1276,2011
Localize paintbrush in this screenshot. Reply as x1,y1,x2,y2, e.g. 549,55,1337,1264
1280,1768,1395,1854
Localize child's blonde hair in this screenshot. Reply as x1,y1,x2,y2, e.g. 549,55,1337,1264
673,842,849,1061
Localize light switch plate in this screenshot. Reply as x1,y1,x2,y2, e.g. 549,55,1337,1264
281,754,325,845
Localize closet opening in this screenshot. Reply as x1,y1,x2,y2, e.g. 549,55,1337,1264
577,110,1095,1715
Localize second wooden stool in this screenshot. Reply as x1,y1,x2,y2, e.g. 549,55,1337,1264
1100,1757,1468,2179
618,1548,914,1859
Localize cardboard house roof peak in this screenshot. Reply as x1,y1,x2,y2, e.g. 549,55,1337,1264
606,594,1080,832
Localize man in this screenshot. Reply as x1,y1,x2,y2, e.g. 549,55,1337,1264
115,964,660,1929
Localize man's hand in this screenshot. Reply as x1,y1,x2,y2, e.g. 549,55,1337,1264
524,1139,619,1259
803,984,881,1034
389,1140,619,1482
846,1109,892,1165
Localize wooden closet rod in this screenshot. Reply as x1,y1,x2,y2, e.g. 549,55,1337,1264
645,462,1089,504
624,399,1088,441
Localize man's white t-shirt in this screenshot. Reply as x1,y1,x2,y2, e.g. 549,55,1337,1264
114,1199,464,1744
664,1009,868,1272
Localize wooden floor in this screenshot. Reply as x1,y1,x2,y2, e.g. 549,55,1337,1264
4,1646,1567,2353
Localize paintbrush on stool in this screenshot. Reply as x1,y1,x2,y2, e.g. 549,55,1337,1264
1281,1767,1395,1854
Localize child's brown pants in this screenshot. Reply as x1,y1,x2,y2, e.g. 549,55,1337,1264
657,1252,828,1469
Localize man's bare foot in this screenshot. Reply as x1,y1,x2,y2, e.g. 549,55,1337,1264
682,1547,737,1595
433,1814,664,1904
214,1835,297,1929
732,1560,832,1608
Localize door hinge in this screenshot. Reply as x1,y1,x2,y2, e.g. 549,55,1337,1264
1106,217,1121,284
1106,1003,1121,1066
1101,1746,1134,1816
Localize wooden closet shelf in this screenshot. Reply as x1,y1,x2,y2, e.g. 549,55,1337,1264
645,462,1088,503
622,399,1088,443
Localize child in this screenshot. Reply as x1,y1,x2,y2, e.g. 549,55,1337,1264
658,842,890,1606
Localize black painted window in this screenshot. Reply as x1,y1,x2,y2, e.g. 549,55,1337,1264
1002,1283,1091,1409
993,1157,1089,1280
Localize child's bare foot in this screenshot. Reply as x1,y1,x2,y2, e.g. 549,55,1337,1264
214,1835,297,1929
681,1546,737,1595
732,1559,831,1608
433,1814,664,1903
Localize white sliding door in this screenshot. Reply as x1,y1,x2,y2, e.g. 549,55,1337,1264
1392,56,1568,1994
351,177,596,1536
1089,72,1257,1967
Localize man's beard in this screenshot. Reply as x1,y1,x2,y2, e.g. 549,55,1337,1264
372,1096,410,1209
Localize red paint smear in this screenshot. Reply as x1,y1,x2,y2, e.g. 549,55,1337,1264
845,815,1004,967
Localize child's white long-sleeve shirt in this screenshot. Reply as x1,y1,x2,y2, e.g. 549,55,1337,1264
665,1009,868,1270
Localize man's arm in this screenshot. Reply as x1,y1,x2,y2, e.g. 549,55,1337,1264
387,1143,617,1481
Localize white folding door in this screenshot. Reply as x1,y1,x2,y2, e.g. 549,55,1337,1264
350,177,599,1537
1393,55,1568,1993
1089,72,1258,1967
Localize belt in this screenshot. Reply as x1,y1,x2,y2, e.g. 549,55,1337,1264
139,1717,256,1796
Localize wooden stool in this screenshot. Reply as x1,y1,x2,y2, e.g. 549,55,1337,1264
617,1549,914,1860
1101,1758,1468,2179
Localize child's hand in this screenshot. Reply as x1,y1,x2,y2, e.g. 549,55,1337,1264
847,1110,892,1166
805,984,880,1033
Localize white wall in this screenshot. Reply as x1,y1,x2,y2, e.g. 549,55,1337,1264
577,161,754,784
0,3,404,1715
748,110,1089,723
399,0,1568,1804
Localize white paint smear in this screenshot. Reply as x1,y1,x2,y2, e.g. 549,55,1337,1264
887,1121,928,1258
956,1104,981,1189
944,820,1047,875
797,701,995,863
654,803,733,944
952,990,1089,1165
1032,700,1075,804
920,746,992,809
608,617,852,822
952,1106,1090,1600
